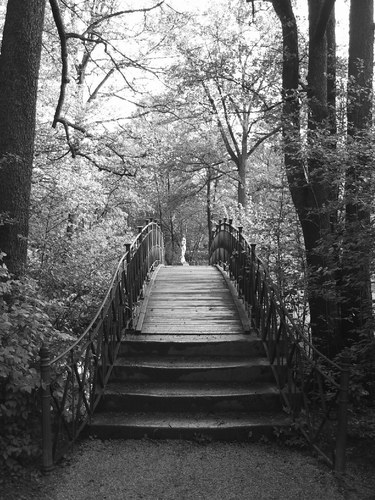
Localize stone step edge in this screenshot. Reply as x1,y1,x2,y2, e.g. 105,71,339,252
98,381,280,398
112,357,270,370
89,411,291,429
122,333,259,343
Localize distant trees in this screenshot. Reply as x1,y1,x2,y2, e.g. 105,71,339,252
157,1,282,209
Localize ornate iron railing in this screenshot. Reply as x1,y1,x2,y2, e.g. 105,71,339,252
40,221,164,472
209,218,349,472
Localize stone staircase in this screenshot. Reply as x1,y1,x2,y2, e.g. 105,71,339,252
89,266,290,441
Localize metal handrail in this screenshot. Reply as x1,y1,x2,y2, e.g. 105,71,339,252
209,218,349,472
40,221,164,472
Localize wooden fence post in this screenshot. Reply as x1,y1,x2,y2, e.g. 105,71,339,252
334,357,350,473
40,344,53,473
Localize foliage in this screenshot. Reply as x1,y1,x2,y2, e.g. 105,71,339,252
218,159,309,326
29,158,134,333
336,336,375,408
0,255,72,470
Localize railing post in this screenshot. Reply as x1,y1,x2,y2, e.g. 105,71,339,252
125,243,133,317
249,243,256,314
251,243,256,258
334,357,350,473
238,227,244,296
40,344,53,474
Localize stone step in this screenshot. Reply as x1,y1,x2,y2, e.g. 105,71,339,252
120,334,265,357
96,381,282,413
111,356,275,382
89,411,291,441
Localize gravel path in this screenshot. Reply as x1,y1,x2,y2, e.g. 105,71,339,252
37,439,351,500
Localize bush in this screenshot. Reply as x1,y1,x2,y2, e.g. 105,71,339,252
0,255,71,470
334,335,375,441
336,335,375,406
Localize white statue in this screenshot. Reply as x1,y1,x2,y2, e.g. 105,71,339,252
180,236,188,265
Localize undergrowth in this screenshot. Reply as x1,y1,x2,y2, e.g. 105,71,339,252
0,255,72,472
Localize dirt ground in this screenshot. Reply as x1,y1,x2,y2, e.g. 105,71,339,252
1,437,374,500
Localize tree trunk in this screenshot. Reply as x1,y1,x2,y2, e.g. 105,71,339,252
0,0,46,275
206,166,213,253
273,0,340,356
326,4,336,137
341,0,374,345
237,155,247,209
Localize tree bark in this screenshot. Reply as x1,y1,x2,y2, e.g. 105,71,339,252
341,0,374,345
272,0,340,355
237,156,247,209
206,166,213,253
0,0,46,275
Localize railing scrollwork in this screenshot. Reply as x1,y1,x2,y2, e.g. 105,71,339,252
40,220,164,472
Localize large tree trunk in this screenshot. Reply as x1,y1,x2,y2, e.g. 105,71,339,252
304,0,340,355
273,0,340,356
0,0,46,275
341,0,374,345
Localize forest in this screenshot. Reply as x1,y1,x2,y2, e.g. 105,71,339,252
0,0,374,471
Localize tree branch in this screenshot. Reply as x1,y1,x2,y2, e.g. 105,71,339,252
202,82,238,165
88,68,115,102
215,83,241,158
83,2,164,35
74,151,136,177
56,118,88,135
247,126,281,157
49,0,69,128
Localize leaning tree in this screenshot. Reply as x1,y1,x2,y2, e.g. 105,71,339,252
269,0,374,355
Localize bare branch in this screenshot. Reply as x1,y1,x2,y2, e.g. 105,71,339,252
75,151,137,178
88,68,115,102
247,126,281,157
49,0,69,128
65,32,102,43
58,119,76,157
215,82,241,158
202,82,238,165
83,2,164,35
56,118,88,135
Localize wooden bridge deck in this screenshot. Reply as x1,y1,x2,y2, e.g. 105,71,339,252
137,265,250,335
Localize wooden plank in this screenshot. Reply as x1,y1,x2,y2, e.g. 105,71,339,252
141,327,244,334
124,333,256,342
145,309,238,316
142,319,242,324
139,265,246,335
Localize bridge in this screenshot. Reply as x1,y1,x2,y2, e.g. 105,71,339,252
39,220,350,473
